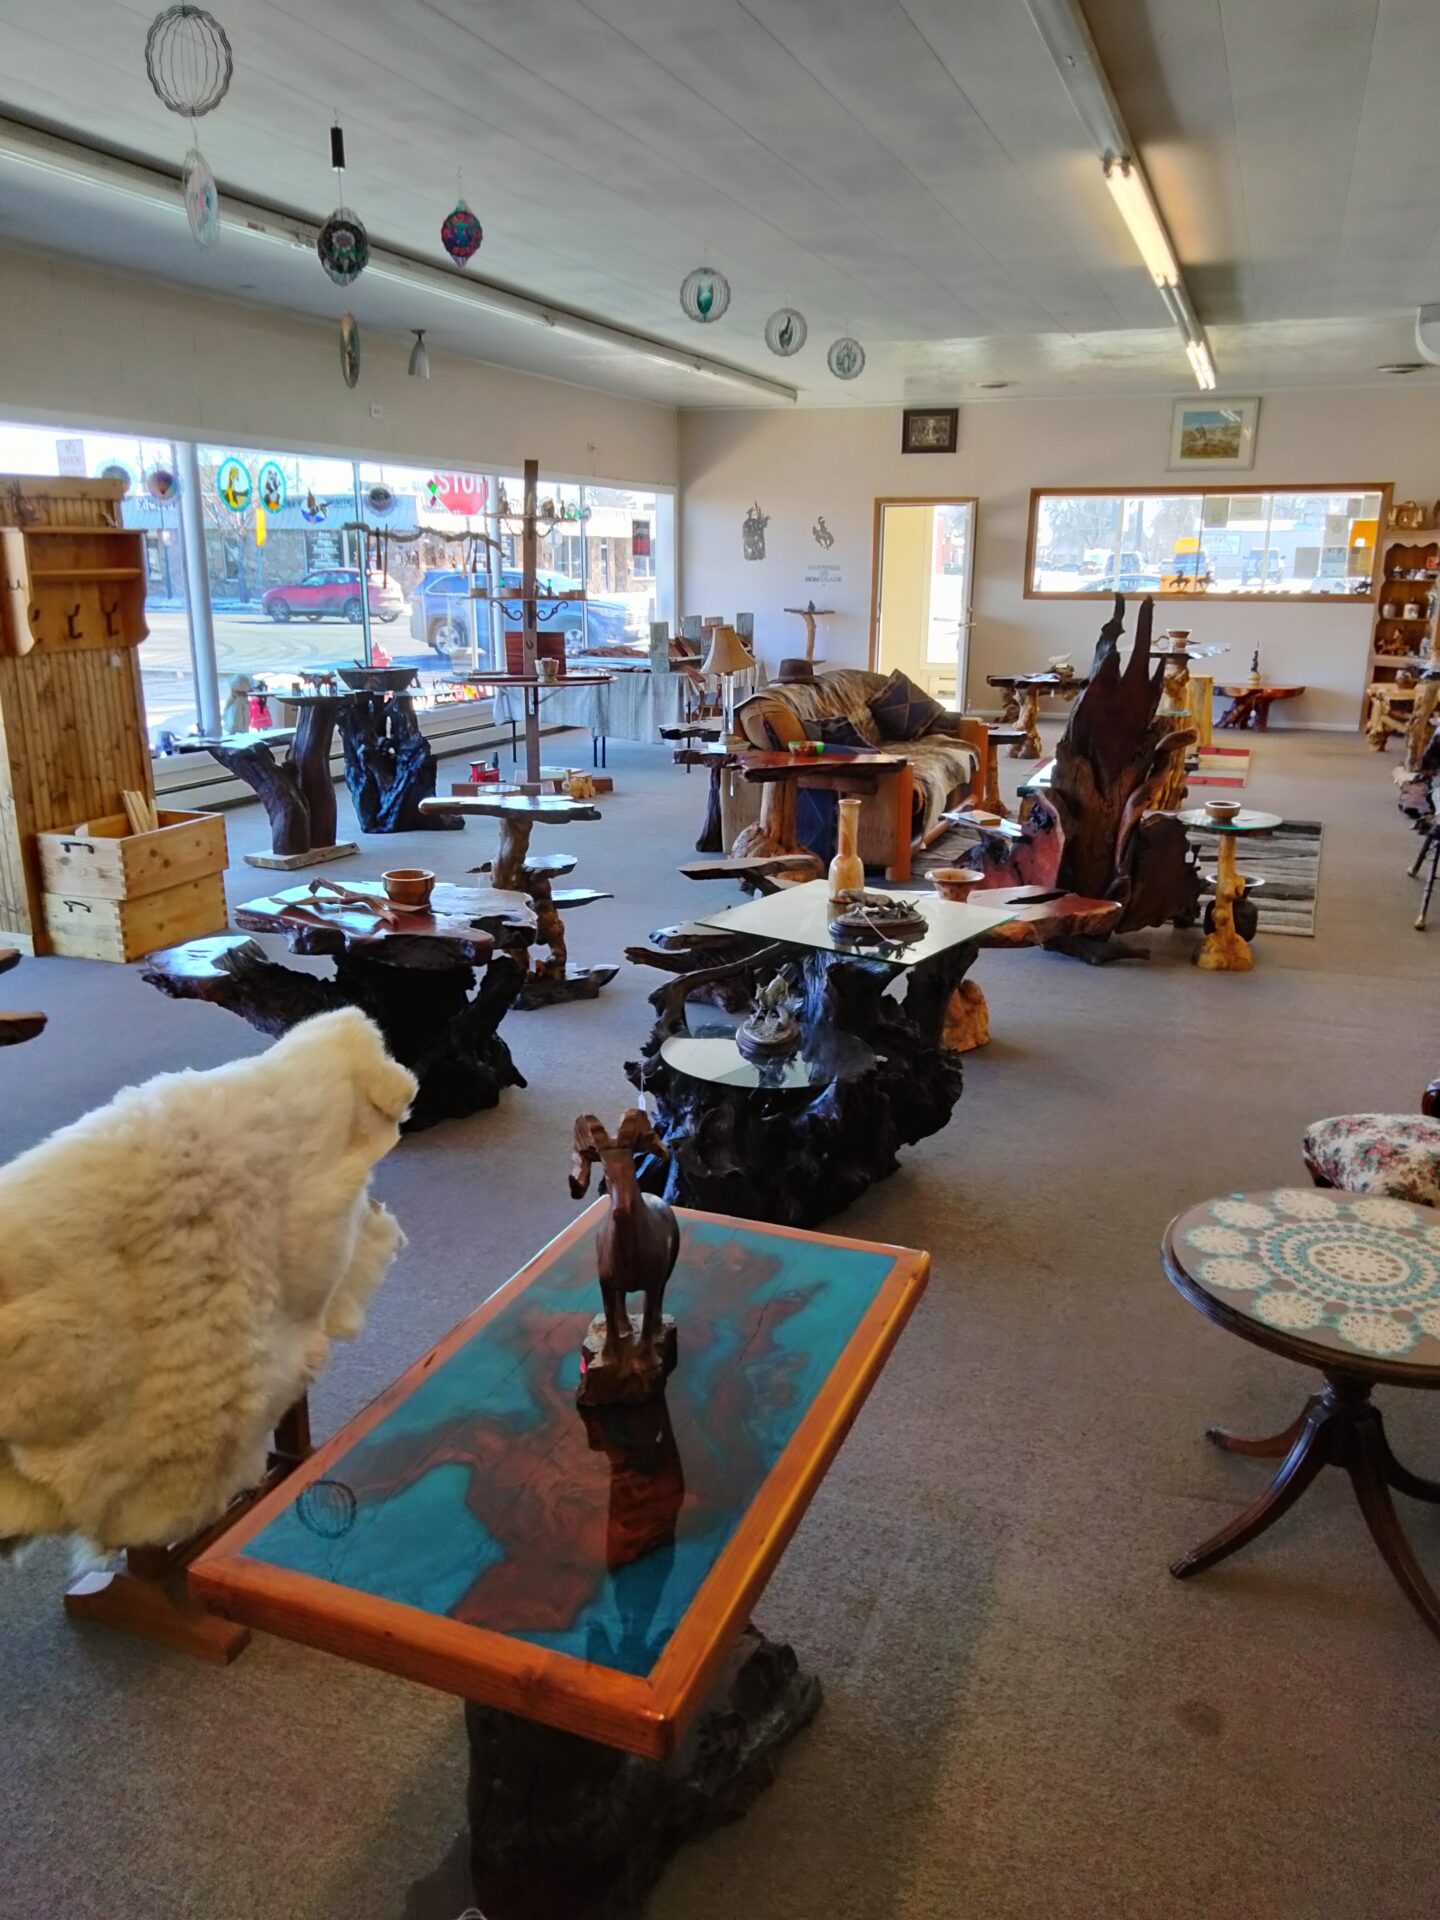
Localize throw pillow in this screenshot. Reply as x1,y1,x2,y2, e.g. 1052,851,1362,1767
868,669,949,741
817,712,873,749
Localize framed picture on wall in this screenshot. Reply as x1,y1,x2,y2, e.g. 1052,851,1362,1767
1168,398,1259,471
902,407,959,455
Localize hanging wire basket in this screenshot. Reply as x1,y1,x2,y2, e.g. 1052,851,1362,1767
145,6,234,117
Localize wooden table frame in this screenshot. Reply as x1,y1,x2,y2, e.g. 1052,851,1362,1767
191,1203,928,1759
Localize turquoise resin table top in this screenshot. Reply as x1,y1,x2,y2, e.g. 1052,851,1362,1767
193,1204,927,1754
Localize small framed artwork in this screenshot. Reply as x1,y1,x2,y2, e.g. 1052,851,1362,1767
1168,398,1259,471
902,406,959,455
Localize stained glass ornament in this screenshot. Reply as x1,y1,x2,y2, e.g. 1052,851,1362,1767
366,482,396,517
764,307,807,357
257,461,286,512
441,199,483,267
144,465,178,501
145,6,233,117
216,457,251,512
680,267,731,324
339,312,361,389
182,147,219,248
827,336,865,381
318,208,369,287
301,490,328,525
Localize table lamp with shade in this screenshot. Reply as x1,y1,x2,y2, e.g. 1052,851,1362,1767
703,622,753,746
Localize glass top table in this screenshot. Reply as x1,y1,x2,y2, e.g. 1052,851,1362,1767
661,1013,876,1091
696,879,1018,966
1176,807,1282,835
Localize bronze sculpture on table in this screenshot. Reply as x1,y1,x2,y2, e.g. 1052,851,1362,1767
570,1111,680,1407
736,971,801,1061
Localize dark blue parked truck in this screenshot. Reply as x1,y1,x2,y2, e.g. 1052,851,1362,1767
409,568,633,656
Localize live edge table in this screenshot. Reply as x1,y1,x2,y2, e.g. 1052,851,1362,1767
190,1202,930,1919
1164,1188,1440,1645
628,879,1019,1226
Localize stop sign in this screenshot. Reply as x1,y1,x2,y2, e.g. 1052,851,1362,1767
427,471,488,514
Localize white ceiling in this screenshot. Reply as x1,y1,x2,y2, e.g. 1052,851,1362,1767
0,0,1436,407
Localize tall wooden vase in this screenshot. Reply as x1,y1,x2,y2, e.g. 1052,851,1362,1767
828,795,864,904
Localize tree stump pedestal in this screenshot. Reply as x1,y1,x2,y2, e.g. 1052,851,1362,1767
199,702,358,870
335,671,461,834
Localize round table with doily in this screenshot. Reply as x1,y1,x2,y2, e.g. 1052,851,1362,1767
1163,1187,1440,1643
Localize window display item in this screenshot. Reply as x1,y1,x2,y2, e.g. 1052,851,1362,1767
0,1010,414,1551
145,6,233,116
318,126,369,287
764,307,807,356
183,147,219,247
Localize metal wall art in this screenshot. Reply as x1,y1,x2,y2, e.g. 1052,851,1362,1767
183,148,219,247
812,515,834,549
339,311,361,389
764,307,807,357
742,501,769,562
145,6,233,115
827,337,865,381
680,267,731,324
441,199,483,267
318,125,369,287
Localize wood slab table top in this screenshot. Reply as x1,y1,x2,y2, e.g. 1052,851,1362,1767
234,880,534,959
733,748,905,782
190,1202,929,1759
448,672,614,689
418,793,601,824
973,883,1124,948
1217,684,1304,699
986,672,1090,691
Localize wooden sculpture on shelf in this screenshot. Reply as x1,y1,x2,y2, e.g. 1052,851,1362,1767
965,596,1201,958
569,1110,680,1407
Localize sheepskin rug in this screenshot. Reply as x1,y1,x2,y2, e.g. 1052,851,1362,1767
0,1008,416,1552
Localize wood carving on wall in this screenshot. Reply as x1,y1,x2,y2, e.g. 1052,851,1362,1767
969,596,1201,955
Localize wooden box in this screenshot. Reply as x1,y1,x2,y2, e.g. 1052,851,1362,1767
37,809,227,901
42,872,227,964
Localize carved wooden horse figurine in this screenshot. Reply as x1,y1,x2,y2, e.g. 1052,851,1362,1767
569,1109,681,1404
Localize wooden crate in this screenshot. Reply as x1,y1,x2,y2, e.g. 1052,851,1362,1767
42,872,227,964
36,809,227,901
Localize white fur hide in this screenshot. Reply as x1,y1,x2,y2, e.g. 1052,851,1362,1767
0,1009,416,1551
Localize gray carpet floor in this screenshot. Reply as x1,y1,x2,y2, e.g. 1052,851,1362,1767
2,726,1439,1920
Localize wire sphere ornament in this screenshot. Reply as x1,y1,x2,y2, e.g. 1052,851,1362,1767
680,266,731,324
183,147,219,247
764,307,807,357
441,199,483,267
827,336,866,381
318,208,369,287
145,6,233,117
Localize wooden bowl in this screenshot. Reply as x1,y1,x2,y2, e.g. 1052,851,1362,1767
382,867,436,908
1167,627,1192,643
931,866,984,903
1204,800,1241,823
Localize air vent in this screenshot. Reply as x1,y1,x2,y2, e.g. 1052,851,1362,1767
1378,361,1426,375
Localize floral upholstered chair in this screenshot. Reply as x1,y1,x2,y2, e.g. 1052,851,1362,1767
1303,1077,1440,1208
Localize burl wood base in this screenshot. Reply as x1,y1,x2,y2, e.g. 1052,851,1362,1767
1173,1375,1440,1643
487,816,618,1010
465,1626,821,1920
1194,834,1254,972
628,940,973,1228
143,935,526,1132
337,691,462,834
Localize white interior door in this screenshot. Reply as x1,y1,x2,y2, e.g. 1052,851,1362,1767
874,499,975,708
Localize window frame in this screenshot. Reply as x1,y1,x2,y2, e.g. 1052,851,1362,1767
1023,482,1392,604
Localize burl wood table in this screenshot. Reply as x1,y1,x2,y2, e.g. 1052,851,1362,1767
1164,1188,1440,1646
1175,807,1281,972
986,671,1089,759
941,883,1124,1051
143,881,536,1132
730,747,913,882
418,790,616,1007
1217,683,1304,730
190,1202,930,1919
627,880,1017,1225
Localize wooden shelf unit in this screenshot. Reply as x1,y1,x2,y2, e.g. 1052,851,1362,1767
1369,527,1440,710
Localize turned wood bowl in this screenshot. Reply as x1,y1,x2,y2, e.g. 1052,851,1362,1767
382,867,436,908
930,866,984,903
1204,800,1241,823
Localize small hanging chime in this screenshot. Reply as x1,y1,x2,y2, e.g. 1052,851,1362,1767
680,266,731,324
441,197,483,267
317,124,370,287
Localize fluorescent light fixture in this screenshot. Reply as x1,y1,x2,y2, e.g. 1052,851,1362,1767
1103,156,1179,290
0,113,797,403
1026,0,1218,391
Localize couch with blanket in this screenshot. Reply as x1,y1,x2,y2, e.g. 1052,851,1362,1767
728,668,979,872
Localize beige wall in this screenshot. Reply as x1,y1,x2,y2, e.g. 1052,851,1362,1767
0,246,678,489
679,388,1440,728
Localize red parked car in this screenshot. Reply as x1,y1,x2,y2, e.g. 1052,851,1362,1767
260,568,404,624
